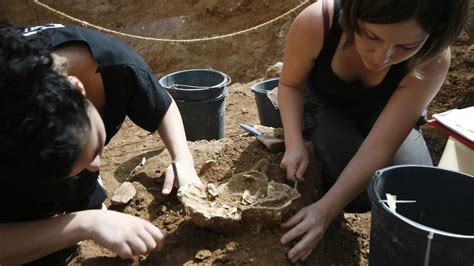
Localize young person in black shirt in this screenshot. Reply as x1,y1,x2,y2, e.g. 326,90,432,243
0,22,201,265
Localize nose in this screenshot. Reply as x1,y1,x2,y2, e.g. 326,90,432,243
372,44,394,66
86,155,101,172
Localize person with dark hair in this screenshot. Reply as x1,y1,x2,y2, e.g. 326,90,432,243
0,21,200,265
22,23,202,193
277,0,469,262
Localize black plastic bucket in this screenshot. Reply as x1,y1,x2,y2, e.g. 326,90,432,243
159,69,231,141
250,78,282,128
368,165,474,265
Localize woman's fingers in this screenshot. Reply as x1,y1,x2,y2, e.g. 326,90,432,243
287,163,298,180
281,208,305,230
281,211,311,247
301,248,313,261
280,145,309,181
295,157,308,181
280,158,299,181
288,226,321,262
291,248,313,263
281,203,328,262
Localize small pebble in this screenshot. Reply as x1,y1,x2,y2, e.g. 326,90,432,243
195,249,212,260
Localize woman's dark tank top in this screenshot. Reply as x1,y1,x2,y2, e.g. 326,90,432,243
306,0,408,118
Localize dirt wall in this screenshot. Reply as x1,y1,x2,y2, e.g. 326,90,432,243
0,0,311,82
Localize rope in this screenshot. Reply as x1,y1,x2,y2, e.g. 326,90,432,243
33,0,310,43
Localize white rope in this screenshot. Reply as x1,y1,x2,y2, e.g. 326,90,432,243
33,0,310,43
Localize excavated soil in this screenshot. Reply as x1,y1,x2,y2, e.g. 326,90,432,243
1,1,473,265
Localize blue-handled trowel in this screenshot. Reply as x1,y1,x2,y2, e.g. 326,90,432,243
240,124,285,153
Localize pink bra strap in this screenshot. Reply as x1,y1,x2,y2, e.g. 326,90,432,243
322,0,330,42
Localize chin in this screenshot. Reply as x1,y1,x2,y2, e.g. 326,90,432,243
363,59,388,72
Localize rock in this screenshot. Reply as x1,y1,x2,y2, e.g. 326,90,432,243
111,182,136,205
266,86,279,109
199,159,217,175
225,242,238,252
241,190,257,205
264,61,283,78
206,183,219,199
177,158,300,230
195,249,212,260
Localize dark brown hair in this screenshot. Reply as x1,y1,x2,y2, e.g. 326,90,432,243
0,20,91,180
339,0,470,75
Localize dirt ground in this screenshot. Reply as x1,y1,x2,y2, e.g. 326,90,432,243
1,1,473,265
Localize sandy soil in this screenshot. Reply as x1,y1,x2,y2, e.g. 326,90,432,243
1,1,473,265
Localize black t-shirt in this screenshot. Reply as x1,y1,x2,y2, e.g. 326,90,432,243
30,23,173,143
2,23,172,220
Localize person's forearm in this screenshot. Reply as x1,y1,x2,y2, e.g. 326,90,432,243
319,139,396,220
157,100,194,162
157,99,201,189
0,212,90,265
278,84,306,147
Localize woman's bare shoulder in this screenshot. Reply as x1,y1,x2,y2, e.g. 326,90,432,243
286,1,334,59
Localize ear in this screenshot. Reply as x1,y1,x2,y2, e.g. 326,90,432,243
67,76,86,96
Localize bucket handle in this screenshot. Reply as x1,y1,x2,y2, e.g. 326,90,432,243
171,84,219,90
170,72,231,90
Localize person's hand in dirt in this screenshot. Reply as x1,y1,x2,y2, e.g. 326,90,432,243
280,140,309,183
81,210,165,258
0,210,164,264
157,99,203,195
163,159,202,194
280,201,329,262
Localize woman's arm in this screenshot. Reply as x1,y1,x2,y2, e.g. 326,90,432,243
157,99,202,194
0,210,164,265
278,1,328,181
320,49,451,221
282,49,451,263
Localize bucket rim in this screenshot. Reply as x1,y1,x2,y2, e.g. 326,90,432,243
369,164,474,239
159,68,231,91
250,77,280,94
174,91,227,104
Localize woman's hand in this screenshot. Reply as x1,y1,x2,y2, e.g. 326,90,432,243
162,160,202,195
280,141,309,182
83,210,164,258
280,201,330,263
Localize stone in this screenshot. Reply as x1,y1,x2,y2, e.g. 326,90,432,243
111,182,136,205
177,158,300,230
264,61,283,78
195,249,212,260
